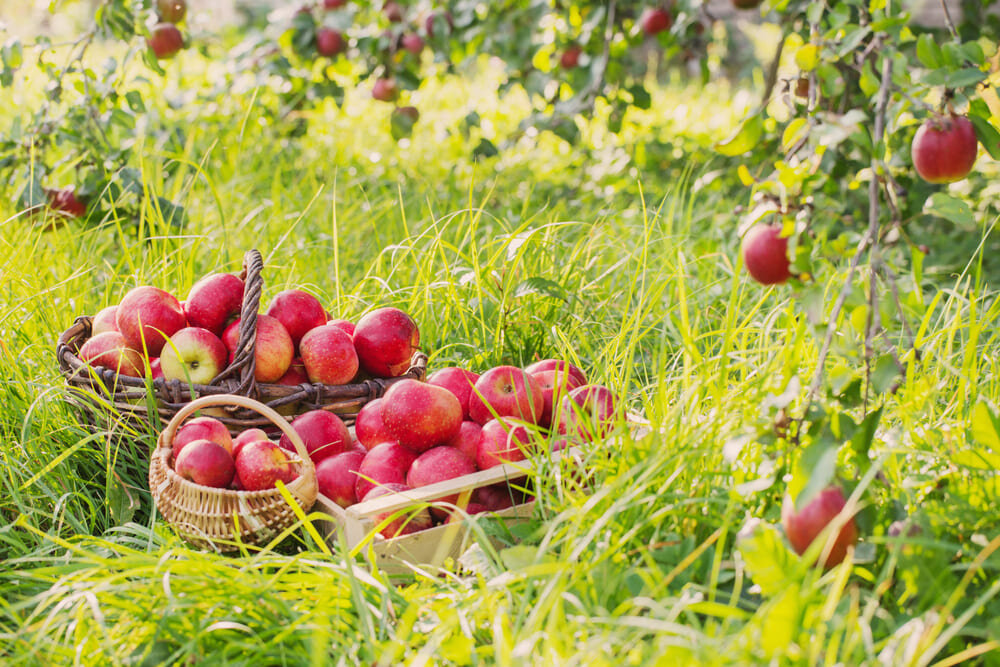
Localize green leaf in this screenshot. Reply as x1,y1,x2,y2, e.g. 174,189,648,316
850,407,883,461
971,401,1000,450
472,138,498,160
513,277,567,301
795,44,820,72
735,519,799,597
781,118,809,153
155,196,186,228
17,171,46,212
944,67,987,88
916,34,942,68
628,84,651,110
715,114,764,156
871,354,900,394
968,114,1000,160
923,193,974,227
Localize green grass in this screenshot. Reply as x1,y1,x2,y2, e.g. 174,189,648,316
1,30,999,667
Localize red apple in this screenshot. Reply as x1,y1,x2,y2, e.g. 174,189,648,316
473,480,520,511
316,27,346,56
148,357,164,380
235,440,298,491
47,187,87,218
222,315,294,383
116,286,186,356
174,439,235,489
560,45,582,69
160,327,228,385
264,289,327,349
327,319,355,336
782,486,858,568
173,416,233,459
523,359,587,387
78,331,145,377
557,384,619,442
469,366,544,425
184,273,244,337
639,7,672,36
530,368,585,428
383,1,403,22
355,398,396,448
406,446,476,516
276,357,308,386
354,441,418,502
232,428,269,459
426,367,480,419
323,0,347,7
352,306,419,377
393,105,419,124
446,421,482,464
299,325,359,385
911,114,978,184
361,484,433,538
157,0,186,22
741,224,792,286
91,306,119,336
401,33,424,54
316,450,366,508
279,409,352,464
382,379,463,453
372,77,399,102
148,23,184,59
477,417,532,470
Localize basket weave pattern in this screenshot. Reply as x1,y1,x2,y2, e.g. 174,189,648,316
56,249,427,434
150,394,318,550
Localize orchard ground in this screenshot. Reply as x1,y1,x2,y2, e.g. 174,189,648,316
1,10,1000,667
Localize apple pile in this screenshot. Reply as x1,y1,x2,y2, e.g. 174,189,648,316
77,271,420,395
316,358,621,539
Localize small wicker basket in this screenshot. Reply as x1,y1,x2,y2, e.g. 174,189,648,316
56,248,427,435
150,393,318,551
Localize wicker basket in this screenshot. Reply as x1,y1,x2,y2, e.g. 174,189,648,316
150,393,318,551
56,248,427,435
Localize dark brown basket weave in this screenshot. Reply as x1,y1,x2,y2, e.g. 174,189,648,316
150,394,317,551
57,248,427,435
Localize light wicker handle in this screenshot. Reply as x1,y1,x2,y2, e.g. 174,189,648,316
158,393,316,481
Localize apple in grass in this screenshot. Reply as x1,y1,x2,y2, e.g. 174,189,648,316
361,484,433,538
427,367,480,419
354,441,418,502
116,286,187,356
353,306,419,377
382,379,463,453
78,331,145,377
477,417,533,470
557,384,619,442
741,224,793,286
530,368,585,428
782,486,858,568
523,359,587,387
560,45,582,69
265,289,328,349
184,273,244,337
315,450,366,508
173,416,233,459
401,33,424,54
299,325,358,385
47,186,87,219
911,114,978,184
371,77,399,103
222,315,294,383
160,327,228,385
316,28,346,57
174,439,235,489
355,398,397,448
447,421,482,464
91,306,119,335
469,366,544,425
235,440,298,491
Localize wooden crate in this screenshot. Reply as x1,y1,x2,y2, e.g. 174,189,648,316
314,417,650,574
313,446,581,575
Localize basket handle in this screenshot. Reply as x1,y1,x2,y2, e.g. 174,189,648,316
157,393,316,483
208,249,263,396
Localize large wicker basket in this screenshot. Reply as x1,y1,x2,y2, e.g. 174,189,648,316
150,394,318,551
56,249,427,435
